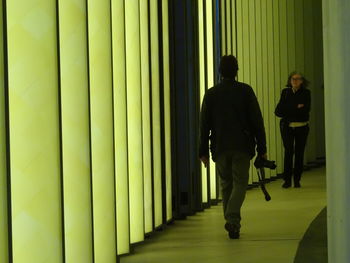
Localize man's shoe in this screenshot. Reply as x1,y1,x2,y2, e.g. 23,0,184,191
224,223,240,239
282,181,291,188
294,182,301,188
228,230,240,239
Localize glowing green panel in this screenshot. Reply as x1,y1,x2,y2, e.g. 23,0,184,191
255,0,263,106
240,0,253,184
226,0,231,54
111,0,130,255
87,0,117,260
266,0,276,178
248,0,258,183
248,0,256,91
287,0,296,72
125,0,145,243
150,0,163,227
220,0,226,54
198,0,208,203
201,165,208,203
278,0,289,175
279,0,288,81
7,0,62,261
58,1,94,261
273,0,284,175
0,0,9,261
206,0,216,200
242,0,250,83
295,0,304,72
260,0,271,178
238,0,250,183
140,0,153,234
231,0,237,55
205,0,214,103
236,0,243,81
162,0,172,221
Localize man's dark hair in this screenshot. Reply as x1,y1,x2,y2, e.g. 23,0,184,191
219,55,239,79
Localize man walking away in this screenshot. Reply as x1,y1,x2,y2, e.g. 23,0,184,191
199,55,267,239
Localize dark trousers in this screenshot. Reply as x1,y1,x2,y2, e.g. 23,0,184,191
215,151,251,230
280,122,309,183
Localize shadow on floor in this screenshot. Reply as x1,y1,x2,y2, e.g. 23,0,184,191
294,207,327,263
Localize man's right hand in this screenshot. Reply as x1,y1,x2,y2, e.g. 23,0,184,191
261,153,268,160
200,156,209,168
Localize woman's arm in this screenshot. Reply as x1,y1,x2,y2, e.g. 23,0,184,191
275,89,287,118
296,89,311,116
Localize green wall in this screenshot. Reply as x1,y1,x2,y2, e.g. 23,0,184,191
218,0,324,183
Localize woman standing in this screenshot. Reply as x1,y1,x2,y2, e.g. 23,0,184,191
275,72,311,188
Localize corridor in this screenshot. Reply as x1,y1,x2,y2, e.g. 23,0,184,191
121,166,326,263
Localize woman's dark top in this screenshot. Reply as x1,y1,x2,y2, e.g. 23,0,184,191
275,87,311,122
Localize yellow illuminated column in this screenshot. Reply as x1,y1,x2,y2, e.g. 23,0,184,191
140,0,153,234
266,0,276,178
279,0,288,86
58,1,94,262
255,0,263,107
242,0,250,83
111,0,130,255
198,0,208,203
226,0,231,54
273,0,284,175
287,0,296,72
241,0,253,183
150,0,163,227
87,0,117,261
206,0,217,200
236,0,244,81
295,0,304,73
248,0,256,94
125,0,145,243
248,0,258,182
220,0,226,55
278,0,289,175
0,0,9,261
231,0,237,55
255,0,265,180
260,0,271,179
162,0,172,221
7,0,63,262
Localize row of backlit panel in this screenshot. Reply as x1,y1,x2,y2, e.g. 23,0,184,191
198,0,215,203
1,0,171,262
0,1,9,263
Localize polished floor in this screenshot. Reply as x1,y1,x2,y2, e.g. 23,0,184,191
121,166,327,263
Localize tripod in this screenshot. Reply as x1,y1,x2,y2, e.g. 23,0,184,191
256,167,271,201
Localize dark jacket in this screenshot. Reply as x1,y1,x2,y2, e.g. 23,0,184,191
199,79,267,161
275,87,311,122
